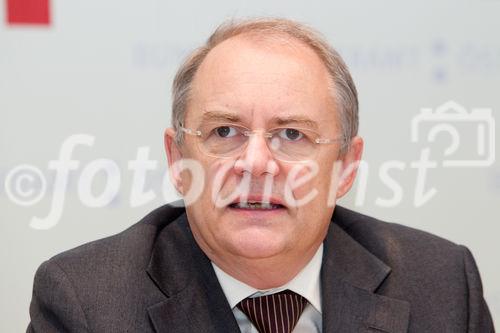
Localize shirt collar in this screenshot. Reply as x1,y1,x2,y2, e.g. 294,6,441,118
212,243,323,313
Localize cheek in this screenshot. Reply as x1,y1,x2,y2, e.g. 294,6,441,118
284,162,334,204
314,166,336,198
202,160,238,202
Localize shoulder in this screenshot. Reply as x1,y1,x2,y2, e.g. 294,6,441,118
332,206,494,330
39,202,186,284
29,202,187,331
332,205,468,277
333,205,462,251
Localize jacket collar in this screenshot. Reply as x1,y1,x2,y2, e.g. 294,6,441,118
321,220,410,332
146,206,410,333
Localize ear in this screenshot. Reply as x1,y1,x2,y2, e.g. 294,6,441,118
336,136,364,198
164,128,184,194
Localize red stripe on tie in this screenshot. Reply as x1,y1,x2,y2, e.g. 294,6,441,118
6,0,50,25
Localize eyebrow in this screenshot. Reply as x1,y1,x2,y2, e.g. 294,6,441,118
201,111,242,123
271,115,319,130
200,110,319,130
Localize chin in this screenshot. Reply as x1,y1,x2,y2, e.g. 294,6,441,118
227,229,290,259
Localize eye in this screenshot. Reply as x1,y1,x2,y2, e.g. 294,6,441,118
278,128,304,141
214,126,238,138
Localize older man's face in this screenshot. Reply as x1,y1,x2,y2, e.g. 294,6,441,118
166,36,362,267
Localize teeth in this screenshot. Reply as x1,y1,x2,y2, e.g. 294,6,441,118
233,202,280,209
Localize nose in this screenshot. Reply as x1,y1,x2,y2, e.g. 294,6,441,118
233,131,280,177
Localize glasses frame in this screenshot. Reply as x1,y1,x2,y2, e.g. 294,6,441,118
179,123,345,162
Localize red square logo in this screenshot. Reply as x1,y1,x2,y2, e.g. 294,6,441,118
6,0,50,25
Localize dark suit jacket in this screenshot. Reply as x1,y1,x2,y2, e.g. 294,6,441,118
27,203,494,332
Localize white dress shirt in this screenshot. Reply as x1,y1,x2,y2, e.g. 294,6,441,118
212,244,323,333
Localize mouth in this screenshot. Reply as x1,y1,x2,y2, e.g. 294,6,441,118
228,202,284,210
227,197,287,211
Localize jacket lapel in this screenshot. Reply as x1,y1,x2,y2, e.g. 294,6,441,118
321,223,410,333
145,213,240,333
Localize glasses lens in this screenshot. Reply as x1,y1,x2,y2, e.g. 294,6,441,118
198,123,247,157
268,128,317,161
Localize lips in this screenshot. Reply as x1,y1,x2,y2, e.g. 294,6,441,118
229,202,283,210
228,196,286,210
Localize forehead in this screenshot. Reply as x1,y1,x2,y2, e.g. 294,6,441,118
186,35,337,128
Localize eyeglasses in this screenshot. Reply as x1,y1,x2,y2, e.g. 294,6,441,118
180,122,344,162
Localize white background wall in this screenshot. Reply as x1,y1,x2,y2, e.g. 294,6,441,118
1,0,499,331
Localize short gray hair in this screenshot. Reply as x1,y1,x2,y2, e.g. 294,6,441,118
171,17,358,151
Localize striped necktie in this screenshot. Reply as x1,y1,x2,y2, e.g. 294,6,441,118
237,289,308,333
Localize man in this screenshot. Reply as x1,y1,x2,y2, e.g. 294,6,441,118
28,18,494,332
